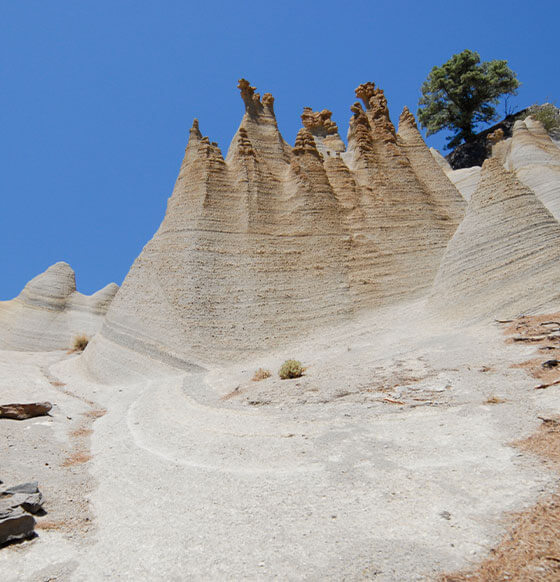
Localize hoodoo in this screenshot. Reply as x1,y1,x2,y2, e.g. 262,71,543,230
0,262,118,351
86,80,466,371
494,116,560,220
431,157,560,319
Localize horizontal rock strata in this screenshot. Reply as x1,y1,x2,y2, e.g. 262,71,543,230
88,80,465,369
431,158,560,319
0,262,118,351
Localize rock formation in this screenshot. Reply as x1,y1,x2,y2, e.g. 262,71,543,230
430,148,481,201
431,158,560,319
86,80,465,370
0,262,118,351
495,116,560,220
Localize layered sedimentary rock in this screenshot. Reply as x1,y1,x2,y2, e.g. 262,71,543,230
89,80,465,368
494,116,560,220
430,148,481,201
431,158,560,319
0,262,118,351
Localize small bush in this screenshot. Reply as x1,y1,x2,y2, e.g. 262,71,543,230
279,360,304,380
72,334,89,352
525,103,560,135
252,368,271,382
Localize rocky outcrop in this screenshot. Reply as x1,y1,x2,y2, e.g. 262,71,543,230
430,158,560,319
496,117,560,220
86,80,465,371
0,482,43,546
0,262,118,351
0,402,52,420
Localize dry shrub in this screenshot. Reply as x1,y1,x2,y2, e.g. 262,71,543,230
279,360,304,380
485,395,506,404
252,368,271,382
72,334,89,352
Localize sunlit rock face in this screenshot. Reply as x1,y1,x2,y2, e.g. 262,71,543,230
89,80,465,369
493,116,560,221
0,262,118,351
430,158,560,320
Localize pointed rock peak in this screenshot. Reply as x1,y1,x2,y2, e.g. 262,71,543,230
355,82,389,117
293,128,322,159
471,157,524,209
238,79,276,117
189,118,202,140
355,81,395,141
20,262,77,304
399,106,418,130
301,107,339,137
348,103,374,154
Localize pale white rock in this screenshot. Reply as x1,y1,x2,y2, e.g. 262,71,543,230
497,116,560,220
0,262,118,351
430,158,560,320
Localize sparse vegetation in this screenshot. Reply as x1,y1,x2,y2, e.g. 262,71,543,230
279,360,304,380
72,334,89,352
252,368,271,381
418,49,519,148
485,395,506,404
525,103,560,135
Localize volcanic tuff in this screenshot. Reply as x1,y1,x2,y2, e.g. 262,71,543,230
87,80,466,368
0,262,118,351
494,116,560,220
431,157,560,319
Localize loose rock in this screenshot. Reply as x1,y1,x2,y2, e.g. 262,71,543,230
0,402,52,420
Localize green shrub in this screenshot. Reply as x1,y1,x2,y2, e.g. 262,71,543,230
279,360,304,380
525,103,560,134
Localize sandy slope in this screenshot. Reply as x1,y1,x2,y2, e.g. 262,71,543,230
1,301,559,581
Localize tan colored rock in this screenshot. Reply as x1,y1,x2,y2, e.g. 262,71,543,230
0,263,118,351
431,158,560,319
86,80,467,371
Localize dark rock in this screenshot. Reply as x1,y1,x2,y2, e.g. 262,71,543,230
0,508,36,546
542,359,559,369
4,482,39,495
445,109,529,170
0,402,52,420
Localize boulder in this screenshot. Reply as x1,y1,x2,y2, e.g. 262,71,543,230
0,508,36,546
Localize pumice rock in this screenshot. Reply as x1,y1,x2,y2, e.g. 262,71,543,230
0,262,118,351
431,157,560,319
85,80,465,373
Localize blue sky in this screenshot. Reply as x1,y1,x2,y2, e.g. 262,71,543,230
1,0,558,298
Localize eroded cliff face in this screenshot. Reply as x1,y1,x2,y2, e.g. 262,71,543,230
88,80,465,369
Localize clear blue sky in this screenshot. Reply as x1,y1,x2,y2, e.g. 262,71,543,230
1,0,558,298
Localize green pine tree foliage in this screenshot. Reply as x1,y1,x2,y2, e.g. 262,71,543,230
417,50,520,149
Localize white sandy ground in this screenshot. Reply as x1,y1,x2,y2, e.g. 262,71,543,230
1,300,560,581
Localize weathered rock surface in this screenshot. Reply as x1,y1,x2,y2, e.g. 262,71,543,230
431,157,560,319
430,148,481,201
0,402,52,420
0,482,43,546
496,116,560,220
87,80,464,370
0,262,118,351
